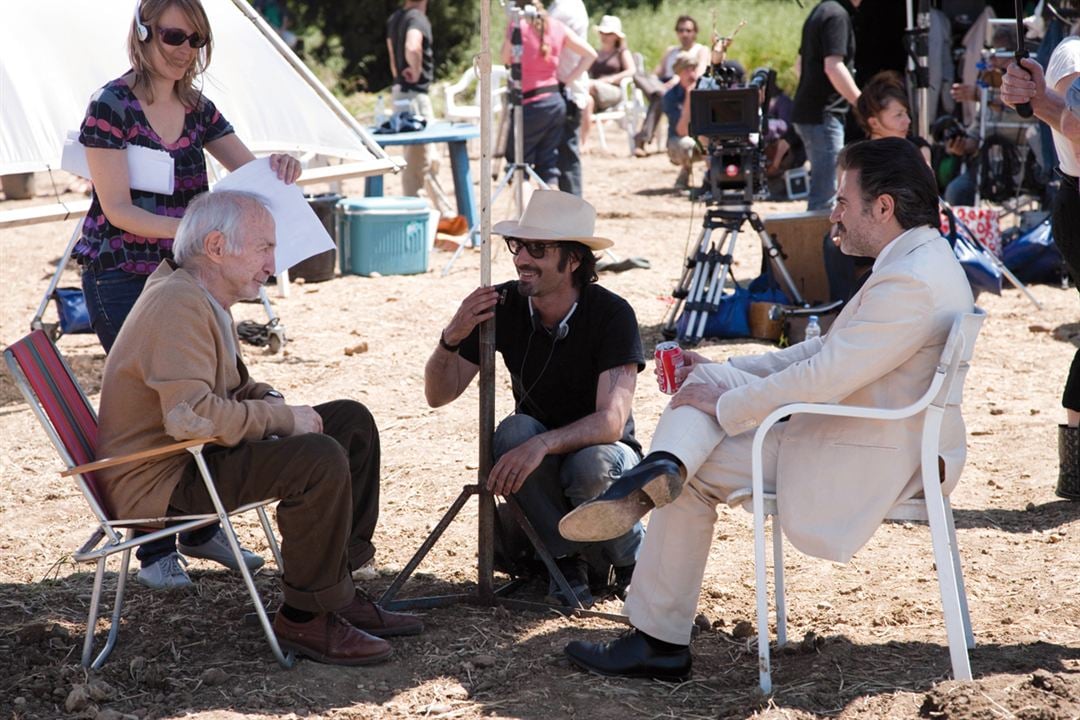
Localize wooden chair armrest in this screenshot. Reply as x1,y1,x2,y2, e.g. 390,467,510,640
62,437,219,477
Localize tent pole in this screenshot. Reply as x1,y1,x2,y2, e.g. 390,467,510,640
477,0,496,603
228,0,390,162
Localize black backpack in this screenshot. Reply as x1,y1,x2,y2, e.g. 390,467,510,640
978,134,1021,202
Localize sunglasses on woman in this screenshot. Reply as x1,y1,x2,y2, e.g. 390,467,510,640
505,237,560,259
156,26,208,48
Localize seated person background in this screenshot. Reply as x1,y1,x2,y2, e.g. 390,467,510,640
558,139,975,681
581,15,636,152
424,190,645,607
95,190,422,666
633,15,710,156
663,52,703,190
855,70,932,164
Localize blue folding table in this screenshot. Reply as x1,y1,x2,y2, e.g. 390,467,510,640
365,121,481,231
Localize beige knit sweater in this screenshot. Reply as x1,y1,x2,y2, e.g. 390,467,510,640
96,262,294,520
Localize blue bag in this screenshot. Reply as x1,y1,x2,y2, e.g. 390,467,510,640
676,273,791,340
1002,220,1066,284
53,287,93,335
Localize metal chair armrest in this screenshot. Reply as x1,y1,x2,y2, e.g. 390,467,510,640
62,436,219,477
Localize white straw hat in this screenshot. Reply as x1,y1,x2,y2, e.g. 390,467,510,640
492,190,613,250
595,15,625,38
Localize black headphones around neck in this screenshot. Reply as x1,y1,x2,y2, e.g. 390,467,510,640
527,297,578,341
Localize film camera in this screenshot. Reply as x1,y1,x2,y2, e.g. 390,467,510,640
689,67,775,204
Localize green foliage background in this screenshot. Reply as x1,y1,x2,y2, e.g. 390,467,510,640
282,0,812,106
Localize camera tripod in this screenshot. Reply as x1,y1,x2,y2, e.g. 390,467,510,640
661,204,805,346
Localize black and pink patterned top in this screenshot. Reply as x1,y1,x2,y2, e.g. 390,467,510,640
74,77,235,274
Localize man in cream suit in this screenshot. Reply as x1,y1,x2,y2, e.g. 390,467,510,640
558,138,975,681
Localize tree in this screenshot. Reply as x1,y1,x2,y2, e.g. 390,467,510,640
288,0,482,91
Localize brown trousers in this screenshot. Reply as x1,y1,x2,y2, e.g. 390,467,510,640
168,400,380,613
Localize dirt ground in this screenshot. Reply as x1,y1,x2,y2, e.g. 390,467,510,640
2,147,1080,720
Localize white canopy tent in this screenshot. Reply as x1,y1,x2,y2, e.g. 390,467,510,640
0,0,395,226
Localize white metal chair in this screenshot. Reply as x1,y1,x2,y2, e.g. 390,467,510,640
443,64,508,123
736,309,986,692
593,76,645,156
4,330,291,669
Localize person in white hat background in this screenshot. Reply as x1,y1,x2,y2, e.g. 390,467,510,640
581,15,636,153
423,191,646,607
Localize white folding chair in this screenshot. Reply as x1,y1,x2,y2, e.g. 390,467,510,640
593,76,641,156
443,64,508,123
4,330,291,669
736,309,986,692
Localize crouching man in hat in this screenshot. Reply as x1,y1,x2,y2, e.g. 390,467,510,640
95,190,422,666
559,139,974,680
424,190,645,607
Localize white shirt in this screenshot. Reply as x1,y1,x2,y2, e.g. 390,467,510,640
549,0,590,106
1046,35,1080,176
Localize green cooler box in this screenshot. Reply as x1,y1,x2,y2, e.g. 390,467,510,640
336,196,430,276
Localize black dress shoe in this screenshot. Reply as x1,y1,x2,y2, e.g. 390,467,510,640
558,456,685,542
565,629,691,681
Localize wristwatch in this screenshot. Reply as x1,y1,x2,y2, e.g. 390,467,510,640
263,390,285,400
439,330,461,354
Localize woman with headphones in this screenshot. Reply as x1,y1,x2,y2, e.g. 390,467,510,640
75,0,300,590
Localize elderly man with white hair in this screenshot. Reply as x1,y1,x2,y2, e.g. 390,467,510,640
95,190,422,666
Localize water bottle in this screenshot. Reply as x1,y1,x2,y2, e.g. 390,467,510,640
374,95,386,125
804,315,821,342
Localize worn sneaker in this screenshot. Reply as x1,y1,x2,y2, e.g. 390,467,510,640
136,552,193,590
178,528,265,572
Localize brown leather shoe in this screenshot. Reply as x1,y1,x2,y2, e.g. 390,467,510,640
340,590,424,637
273,611,392,666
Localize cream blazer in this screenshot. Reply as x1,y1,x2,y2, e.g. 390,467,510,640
716,226,976,562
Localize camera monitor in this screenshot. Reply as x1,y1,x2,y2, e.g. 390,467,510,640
689,87,761,139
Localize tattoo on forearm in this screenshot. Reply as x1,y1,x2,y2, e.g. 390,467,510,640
606,366,630,395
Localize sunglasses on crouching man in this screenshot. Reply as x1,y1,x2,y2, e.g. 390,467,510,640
504,237,562,259
156,26,208,48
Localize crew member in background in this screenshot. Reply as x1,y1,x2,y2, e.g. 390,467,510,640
386,0,435,197
663,52,703,190
549,0,590,196
791,0,861,211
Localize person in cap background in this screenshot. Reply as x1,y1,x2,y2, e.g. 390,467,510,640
663,51,704,190
423,190,645,608
580,15,636,153
1000,11,1080,500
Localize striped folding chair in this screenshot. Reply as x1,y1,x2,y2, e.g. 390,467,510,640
4,330,292,669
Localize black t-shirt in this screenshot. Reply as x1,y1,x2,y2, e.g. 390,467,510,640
459,281,646,455
386,8,433,93
792,0,857,124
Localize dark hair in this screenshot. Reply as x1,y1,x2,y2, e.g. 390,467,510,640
558,242,599,287
675,15,698,32
855,71,909,135
837,138,939,230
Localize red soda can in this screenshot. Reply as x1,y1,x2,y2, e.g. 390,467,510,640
655,341,685,395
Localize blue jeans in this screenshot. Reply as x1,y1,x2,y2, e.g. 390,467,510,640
81,265,218,564
794,115,845,212
944,163,977,206
493,414,643,567
558,115,583,196
507,92,567,187
81,266,148,353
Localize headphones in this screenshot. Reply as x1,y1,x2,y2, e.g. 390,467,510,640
134,0,150,42
527,298,578,341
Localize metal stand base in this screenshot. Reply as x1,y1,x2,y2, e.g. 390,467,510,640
379,485,629,624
